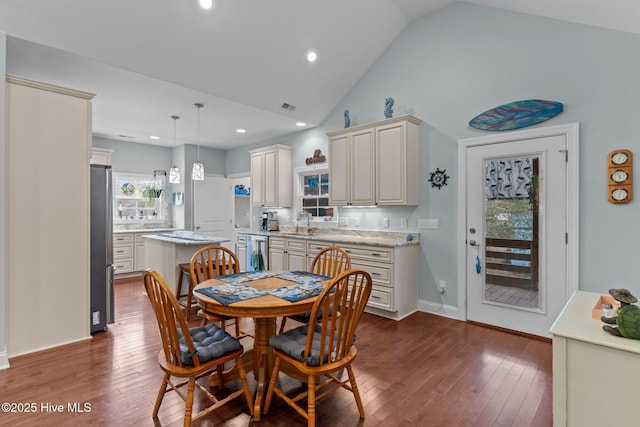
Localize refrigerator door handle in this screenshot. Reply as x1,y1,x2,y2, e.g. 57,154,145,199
106,264,115,324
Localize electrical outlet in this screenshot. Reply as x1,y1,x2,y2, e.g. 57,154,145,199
354,216,361,227
339,217,349,226
92,311,100,325
383,218,389,228
419,219,439,229
438,280,446,293
400,218,407,229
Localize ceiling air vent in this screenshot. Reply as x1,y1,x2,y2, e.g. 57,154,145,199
281,102,296,112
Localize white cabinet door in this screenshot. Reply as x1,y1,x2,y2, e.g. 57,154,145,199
268,248,286,271
350,128,375,205
376,119,419,205
236,244,247,271
250,145,292,207
135,243,145,271
328,134,350,206
250,152,264,206
287,251,307,271
376,122,405,205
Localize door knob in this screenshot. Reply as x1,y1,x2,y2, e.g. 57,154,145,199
469,240,478,246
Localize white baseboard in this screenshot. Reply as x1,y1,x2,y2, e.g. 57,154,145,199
7,335,92,360
418,299,458,319
0,346,9,370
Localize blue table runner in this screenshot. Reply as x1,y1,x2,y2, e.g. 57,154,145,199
195,270,331,305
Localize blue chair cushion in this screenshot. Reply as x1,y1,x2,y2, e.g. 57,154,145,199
178,323,241,365
270,324,336,366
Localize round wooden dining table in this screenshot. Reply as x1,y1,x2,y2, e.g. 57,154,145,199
193,272,330,421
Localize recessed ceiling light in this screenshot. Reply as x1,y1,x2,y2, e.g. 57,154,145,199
296,122,306,127
236,129,246,134
199,0,213,10
306,49,318,63
150,135,159,140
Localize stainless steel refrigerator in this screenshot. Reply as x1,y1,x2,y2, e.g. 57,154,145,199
90,164,115,333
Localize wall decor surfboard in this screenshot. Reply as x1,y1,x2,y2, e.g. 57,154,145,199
469,99,563,131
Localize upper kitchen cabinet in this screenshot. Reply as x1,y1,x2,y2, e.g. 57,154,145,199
328,127,376,206
250,144,292,207
327,115,421,206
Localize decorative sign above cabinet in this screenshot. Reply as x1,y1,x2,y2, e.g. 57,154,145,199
607,149,632,204
305,149,327,165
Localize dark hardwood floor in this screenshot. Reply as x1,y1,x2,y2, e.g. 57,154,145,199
0,277,552,426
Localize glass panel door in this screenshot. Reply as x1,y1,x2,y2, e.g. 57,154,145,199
484,156,539,309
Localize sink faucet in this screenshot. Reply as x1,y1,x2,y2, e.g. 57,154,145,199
296,211,311,230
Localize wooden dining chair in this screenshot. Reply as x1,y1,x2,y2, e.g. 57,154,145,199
263,268,372,427
143,269,253,427
278,246,351,333
190,245,252,339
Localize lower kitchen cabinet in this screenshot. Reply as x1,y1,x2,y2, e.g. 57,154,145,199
114,230,173,275
113,234,134,274
336,242,417,320
267,235,418,320
268,237,306,271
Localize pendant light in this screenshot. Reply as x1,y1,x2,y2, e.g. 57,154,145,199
169,115,181,184
191,103,205,181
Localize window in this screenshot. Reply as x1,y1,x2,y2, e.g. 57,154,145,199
296,168,335,221
113,172,168,224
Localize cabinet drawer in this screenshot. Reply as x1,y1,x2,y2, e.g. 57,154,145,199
351,261,391,287
368,286,393,311
237,235,247,244
113,234,133,244
339,244,392,263
306,241,333,252
286,239,306,251
113,244,133,258
135,233,151,243
269,237,286,248
114,259,133,273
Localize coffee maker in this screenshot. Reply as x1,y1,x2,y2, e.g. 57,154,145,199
260,211,278,231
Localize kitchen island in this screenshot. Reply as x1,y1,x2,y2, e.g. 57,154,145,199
143,233,230,294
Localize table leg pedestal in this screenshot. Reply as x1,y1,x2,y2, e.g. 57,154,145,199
252,317,276,421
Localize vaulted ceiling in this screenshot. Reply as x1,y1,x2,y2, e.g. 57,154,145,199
1,0,639,149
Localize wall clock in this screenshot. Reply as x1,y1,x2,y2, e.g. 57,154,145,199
607,149,632,204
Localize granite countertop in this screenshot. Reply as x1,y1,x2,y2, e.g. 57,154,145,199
143,233,230,245
114,227,177,234
237,228,419,247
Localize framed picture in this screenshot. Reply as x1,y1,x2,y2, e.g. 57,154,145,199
172,191,184,206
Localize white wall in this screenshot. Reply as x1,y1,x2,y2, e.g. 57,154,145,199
226,3,640,308
0,31,8,369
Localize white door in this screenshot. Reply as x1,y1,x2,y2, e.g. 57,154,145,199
461,125,578,338
193,176,232,249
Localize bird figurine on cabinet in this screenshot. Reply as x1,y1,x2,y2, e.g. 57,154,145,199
344,109,350,128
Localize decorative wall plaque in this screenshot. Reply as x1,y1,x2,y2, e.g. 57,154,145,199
305,149,327,165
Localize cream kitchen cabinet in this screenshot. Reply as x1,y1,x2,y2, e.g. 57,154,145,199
250,144,292,207
114,231,165,274
327,115,421,206
268,236,307,271
336,242,418,319
113,233,134,274
328,128,375,206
